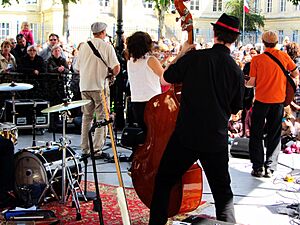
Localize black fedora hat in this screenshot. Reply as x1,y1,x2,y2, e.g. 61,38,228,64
211,13,241,34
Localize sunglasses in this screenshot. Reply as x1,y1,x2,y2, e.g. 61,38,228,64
28,49,36,52
50,39,57,41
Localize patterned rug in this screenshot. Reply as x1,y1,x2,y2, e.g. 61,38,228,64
40,182,209,225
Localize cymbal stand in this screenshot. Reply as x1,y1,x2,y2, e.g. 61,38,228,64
60,110,84,220
11,91,16,124
32,101,37,147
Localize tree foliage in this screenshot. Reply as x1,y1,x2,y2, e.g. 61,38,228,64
289,0,300,4
145,0,172,40
225,0,265,31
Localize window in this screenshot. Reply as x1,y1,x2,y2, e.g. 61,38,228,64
190,0,200,11
30,23,38,43
278,30,284,44
99,0,109,7
280,0,286,12
25,0,37,4
213,0,222,12
0,23,9,41
142,0,153,9
293,30,299,43
266,0,272,12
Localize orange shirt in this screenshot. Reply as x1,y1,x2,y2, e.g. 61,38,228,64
250,48,297,103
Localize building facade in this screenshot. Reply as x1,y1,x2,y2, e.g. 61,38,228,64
0,0,299,45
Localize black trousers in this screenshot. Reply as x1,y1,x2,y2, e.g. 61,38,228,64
249,100,283,171
149,131,236,225
131,101,147,132
0,136,15,199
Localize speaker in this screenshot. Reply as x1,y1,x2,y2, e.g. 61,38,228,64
230,137,250,158
182,215,235,225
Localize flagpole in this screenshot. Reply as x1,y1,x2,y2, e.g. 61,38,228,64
243,0,245,44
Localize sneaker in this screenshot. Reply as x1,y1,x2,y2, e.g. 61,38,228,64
251,168,264,178
264,168,273,178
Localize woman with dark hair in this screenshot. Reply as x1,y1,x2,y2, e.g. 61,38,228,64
126,31,165,133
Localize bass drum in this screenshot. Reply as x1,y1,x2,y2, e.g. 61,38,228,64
14,143,82,205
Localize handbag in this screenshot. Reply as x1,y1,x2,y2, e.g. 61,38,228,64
264,51,296,107
87,40,115,85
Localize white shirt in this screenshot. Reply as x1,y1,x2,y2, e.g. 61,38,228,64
127,54,161,102
75,38,119,91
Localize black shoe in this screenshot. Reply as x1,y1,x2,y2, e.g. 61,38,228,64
94,152,110,160
264,168,273,178
80,153,90,163
251,168,264,177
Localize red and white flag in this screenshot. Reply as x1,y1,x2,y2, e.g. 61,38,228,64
244,0,250,13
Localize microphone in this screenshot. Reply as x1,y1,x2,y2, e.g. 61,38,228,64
106,34,112,39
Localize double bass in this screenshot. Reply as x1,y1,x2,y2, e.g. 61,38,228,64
131,0,203,217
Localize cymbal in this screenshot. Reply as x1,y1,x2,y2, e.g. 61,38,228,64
41,100,91,113
0,82,33,91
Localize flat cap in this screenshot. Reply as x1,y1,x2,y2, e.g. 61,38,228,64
91,22,107,33
262,31,278,44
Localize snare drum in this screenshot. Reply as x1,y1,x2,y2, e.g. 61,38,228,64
0,122,18,145
14,143,82,204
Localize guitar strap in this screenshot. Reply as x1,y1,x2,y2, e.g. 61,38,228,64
263,51,296,92
87,40,111,70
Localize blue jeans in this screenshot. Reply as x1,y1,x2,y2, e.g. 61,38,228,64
249,100,283,171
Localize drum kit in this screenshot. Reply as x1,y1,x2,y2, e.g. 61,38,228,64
0,81,92,220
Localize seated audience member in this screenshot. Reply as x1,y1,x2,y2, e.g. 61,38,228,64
282,106,295,137
0,40,17,73
228,110,243,144
47,44,69,74
11,34,30,65
281,106,298,153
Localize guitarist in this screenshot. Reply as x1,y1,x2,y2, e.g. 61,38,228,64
149,13,243,225
245,31,299,178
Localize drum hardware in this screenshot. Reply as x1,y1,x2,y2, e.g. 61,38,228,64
15,143,83,209
77,154,97,202
32,101,37,147
41,99,91,220
0,82,33,125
